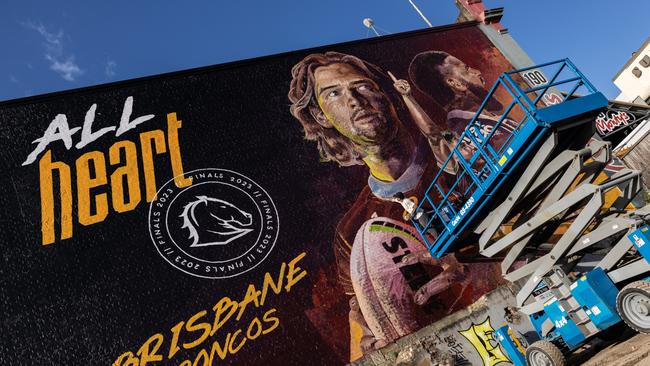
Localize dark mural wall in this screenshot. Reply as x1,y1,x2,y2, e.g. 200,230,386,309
0,23,519,365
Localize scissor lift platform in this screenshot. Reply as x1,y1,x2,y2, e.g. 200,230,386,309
413,59,608,258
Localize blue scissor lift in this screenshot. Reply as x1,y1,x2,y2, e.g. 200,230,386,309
413,59,606,257
412,59,650,366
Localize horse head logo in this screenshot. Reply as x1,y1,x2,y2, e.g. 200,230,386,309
180,196,254,247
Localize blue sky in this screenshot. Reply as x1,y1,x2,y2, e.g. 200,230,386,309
1,0,648,102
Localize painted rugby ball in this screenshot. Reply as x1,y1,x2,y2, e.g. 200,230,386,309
350,217,429,344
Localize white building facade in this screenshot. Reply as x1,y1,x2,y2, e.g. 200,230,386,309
613,37,650,105
612,37,650,191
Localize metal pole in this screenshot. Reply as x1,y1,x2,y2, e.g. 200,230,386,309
407,0,433,28
370,25,380,37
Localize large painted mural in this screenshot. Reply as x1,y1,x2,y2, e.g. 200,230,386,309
1,23,527,365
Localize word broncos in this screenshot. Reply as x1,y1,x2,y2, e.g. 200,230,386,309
113,252,308,366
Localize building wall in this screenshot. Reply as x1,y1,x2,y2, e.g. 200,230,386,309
614,37,650,105
351,285,538,366
621,132,650,193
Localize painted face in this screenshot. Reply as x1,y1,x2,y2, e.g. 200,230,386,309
314,63,398,146
439,56,488,103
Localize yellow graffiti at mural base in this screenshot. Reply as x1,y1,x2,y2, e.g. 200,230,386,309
459,317,510,366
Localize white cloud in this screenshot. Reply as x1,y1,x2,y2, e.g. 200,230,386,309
22,21,84,82
46,56,83,81
9,75,20,84
105,60,117,78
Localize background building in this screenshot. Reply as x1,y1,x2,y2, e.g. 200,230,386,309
613,37,650,105
612,37,650,190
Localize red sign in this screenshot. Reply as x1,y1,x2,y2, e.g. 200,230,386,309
595,110,634,135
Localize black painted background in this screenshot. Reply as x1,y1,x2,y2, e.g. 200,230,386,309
0,23,513,365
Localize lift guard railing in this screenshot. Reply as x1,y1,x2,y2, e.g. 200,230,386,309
413,59,608,258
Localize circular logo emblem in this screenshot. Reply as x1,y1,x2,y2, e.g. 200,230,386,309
148,168,279,279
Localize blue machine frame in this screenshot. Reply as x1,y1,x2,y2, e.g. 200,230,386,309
411,58,650,365
629,225,650,262
412,59,608,258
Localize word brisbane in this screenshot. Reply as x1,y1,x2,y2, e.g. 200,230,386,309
24,96,192,245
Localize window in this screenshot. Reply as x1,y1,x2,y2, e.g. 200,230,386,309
641,55,650,68
632,67,642,78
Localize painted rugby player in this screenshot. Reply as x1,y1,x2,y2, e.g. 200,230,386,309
288,51,503,358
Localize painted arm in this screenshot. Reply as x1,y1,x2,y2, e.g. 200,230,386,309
348,296,387,358
402,252,470,309
388,71,443,137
